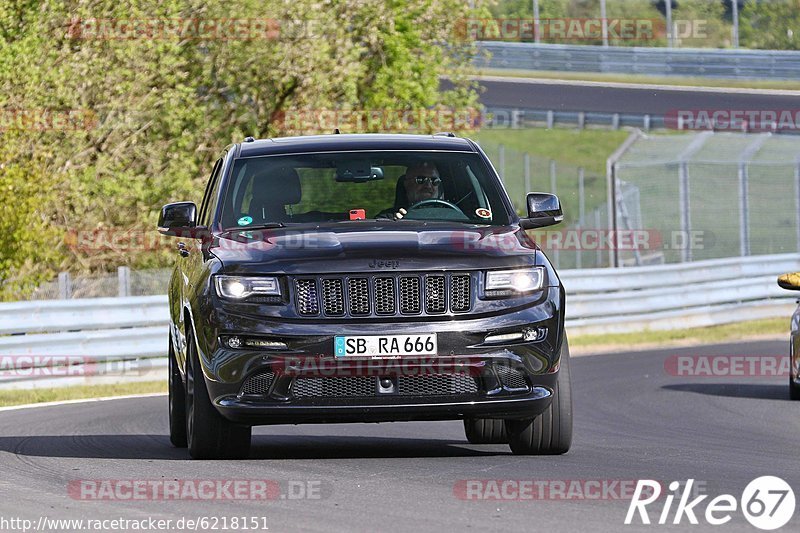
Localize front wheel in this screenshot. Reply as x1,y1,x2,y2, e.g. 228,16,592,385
463,418,508,444
168,334,187,448
506,335,573,455
185,328,251,459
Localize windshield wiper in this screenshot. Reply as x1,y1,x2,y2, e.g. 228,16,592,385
223,222,286,232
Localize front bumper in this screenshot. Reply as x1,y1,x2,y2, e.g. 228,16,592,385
193,286,564,425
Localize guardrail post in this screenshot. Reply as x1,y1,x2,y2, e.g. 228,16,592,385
118,266,131,297
546,110,554,129
578,112,585,130
577,168,585,270
612,113,620,130
58,272,72,300
524,153,531,193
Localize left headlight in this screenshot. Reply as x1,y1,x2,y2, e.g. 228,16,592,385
214,275,281,299
485,268,544,297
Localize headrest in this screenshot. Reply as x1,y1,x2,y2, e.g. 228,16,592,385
251,166,302,207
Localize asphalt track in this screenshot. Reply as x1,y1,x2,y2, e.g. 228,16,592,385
472,76,800,115
0,340,795,532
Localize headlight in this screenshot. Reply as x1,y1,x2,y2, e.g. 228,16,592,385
215,275,281,299
485,268,544,296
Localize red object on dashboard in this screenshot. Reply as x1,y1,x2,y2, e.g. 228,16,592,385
349,209,366,220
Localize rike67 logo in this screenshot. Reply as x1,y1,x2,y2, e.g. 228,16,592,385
625,477,795,530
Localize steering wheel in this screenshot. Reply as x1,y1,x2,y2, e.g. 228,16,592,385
407,198,464,214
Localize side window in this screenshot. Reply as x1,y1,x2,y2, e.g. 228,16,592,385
199,158,223,227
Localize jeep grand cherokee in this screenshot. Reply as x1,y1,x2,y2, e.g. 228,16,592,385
158,133,571,459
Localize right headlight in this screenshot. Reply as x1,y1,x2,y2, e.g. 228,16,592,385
485,268,544,297
214,275,281,300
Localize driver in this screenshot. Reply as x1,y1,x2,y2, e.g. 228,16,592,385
380,162,443,220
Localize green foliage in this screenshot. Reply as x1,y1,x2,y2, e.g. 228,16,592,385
741,0,800,50
0,0,485,300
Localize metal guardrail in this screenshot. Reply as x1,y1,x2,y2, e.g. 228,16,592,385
1,253,797,387
476,42,800,80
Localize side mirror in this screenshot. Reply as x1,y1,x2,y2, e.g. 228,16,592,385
158,202,200,237
778,272,800,291
519,193,564,229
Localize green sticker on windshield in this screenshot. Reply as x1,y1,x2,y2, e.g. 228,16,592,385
237,216,253,226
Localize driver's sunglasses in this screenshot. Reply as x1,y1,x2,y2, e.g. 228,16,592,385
414,176,441,186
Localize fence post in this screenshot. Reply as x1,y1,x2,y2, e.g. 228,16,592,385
549,160,559,268
576,169,585,270
498,144,505,181
58,272,72,300
679,161,692,262
738,162,750,257
118,266,131,297
524,153,531,193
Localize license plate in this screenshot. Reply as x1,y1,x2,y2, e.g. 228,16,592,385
334,334,437,358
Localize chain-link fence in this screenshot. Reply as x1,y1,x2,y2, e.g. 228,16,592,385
477,139,610,269
613,131,800,266
29,268,172,300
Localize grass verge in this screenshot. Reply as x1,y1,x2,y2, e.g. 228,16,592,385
570,317,788,353
473,69,800,91
0,380,166,408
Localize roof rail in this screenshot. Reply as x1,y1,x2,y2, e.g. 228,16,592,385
433,132,456,137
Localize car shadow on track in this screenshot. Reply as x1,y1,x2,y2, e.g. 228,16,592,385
0,434,506,460
662,383,788,400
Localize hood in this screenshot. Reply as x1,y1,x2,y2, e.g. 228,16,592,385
209,221,543,275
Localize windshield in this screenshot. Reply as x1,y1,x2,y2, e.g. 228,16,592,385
218,151,511,230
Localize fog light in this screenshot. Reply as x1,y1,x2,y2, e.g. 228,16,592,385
227,336,242,349
522,327,546,342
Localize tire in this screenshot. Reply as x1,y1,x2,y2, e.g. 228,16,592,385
790,376,800,401
185,328,251,459
464,418,508,444
168,334,187,448
506,335,573,455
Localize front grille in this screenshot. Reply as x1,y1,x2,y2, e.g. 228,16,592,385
294,273,472,317
397,374,478,396
322,279,345,316
399,276,421,314
240,371,275,396
425,276,446,313
295,279,319,315
495,365,530,390
348,278,370,315
290,374,479,398
292,377,376,398
374,277,396,314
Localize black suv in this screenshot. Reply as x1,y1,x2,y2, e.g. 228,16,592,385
158,133,570,459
